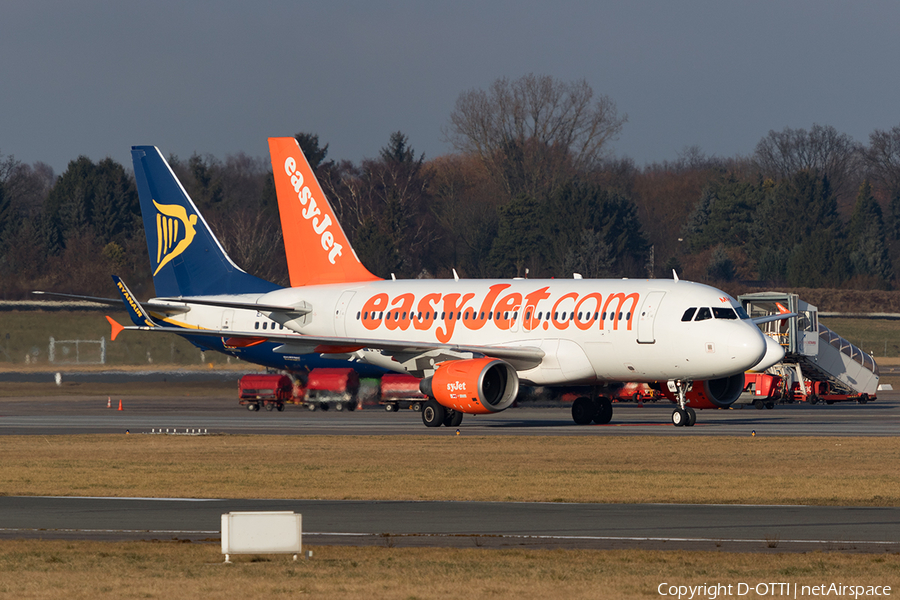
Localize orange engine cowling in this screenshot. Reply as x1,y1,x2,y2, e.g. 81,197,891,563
661,374,745,409
419,358,518,414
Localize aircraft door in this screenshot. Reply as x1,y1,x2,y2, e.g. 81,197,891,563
509,305,522,333
636,291,666,344
334,291,356,337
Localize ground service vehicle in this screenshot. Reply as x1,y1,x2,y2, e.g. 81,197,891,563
238,374,294,411
304,368,360,411
737,372,784,409
614,382,660,403
379,374,428,412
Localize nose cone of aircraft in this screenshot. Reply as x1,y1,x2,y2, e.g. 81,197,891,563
727,323,768,372
748,335,786,372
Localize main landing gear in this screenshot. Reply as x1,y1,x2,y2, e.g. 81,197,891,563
671,380,696,427
422,398,463,428
571,392,613,425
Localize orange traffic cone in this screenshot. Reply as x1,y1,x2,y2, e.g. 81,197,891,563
107,396,111,408
118,399,123,411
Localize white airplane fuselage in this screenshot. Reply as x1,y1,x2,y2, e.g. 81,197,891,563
156,278,767,386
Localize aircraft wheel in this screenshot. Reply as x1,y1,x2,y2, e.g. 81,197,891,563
685,407,696,426
672,408,687,427
422,399,445,427
572,396,597,425
444,410,463,427
592,397,613,424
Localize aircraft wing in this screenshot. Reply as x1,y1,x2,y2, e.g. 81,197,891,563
113,322,544,365
751,312,797,325
155,296,311,315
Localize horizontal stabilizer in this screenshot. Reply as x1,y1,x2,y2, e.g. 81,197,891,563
32,290,189,315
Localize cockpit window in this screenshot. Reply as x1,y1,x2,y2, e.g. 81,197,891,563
712,307,737,320
681,308,696,322
695,307,712,321
734,306,750,320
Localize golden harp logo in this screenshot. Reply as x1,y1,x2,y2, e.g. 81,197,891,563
153,200,198,276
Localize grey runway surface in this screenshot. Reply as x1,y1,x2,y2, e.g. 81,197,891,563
2,496,898,553
1,391,898,436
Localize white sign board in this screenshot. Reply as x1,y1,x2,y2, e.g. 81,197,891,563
221,511,302,559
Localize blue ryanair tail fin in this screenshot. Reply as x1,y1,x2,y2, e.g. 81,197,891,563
131,146,279,297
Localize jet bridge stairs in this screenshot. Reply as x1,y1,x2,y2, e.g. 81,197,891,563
738,292,879,403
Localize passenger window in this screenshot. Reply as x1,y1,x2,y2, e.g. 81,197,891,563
695,307,712,321
712,307,737,320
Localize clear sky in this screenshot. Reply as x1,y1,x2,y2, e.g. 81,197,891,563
2,1,899,175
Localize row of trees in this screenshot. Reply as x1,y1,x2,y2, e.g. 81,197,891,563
3,74,900,300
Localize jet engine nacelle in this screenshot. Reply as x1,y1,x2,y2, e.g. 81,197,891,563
419,358,518,414
662,374,745,409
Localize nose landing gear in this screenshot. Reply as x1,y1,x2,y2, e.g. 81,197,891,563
671,380,697,427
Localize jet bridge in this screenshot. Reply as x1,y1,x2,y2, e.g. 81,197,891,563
738,292,879,401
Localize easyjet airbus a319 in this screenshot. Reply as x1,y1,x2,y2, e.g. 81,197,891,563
107,138,784,428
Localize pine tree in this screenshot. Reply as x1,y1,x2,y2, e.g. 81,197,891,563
848,179,893,285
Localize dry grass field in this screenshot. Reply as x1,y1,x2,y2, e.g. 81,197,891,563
1,435,898,505
0,540,897,600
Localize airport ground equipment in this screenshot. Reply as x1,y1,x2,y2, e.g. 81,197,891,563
379,373,428,412
303,368,360,411
613,382,661,403
738,292,878,404
737,372,784,409
238,374,294,412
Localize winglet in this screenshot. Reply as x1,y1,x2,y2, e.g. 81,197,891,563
268,137,381,287
111,275,159,327
106,316,125,341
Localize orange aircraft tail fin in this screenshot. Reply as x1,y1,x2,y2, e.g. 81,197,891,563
268,137,381,287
